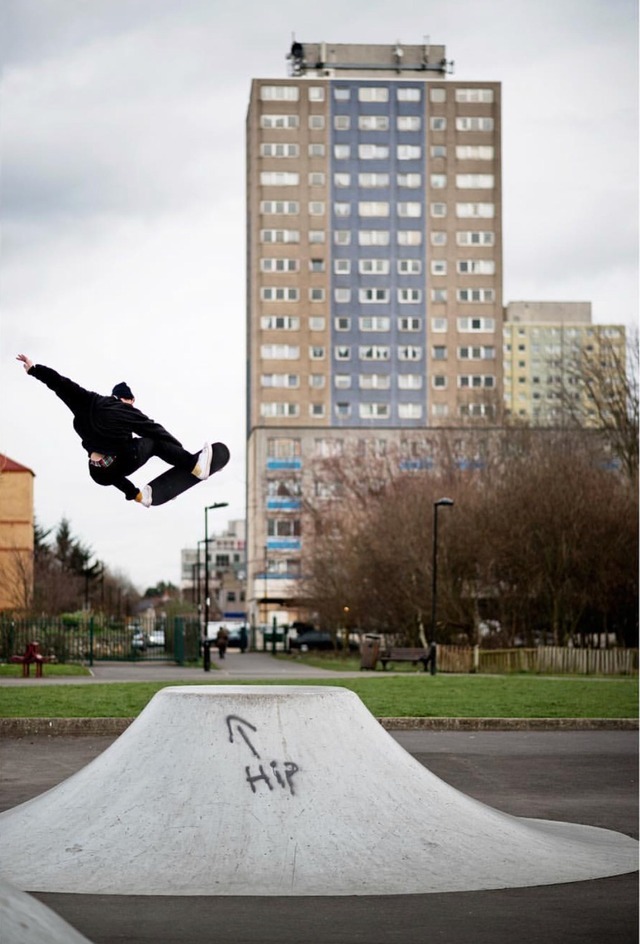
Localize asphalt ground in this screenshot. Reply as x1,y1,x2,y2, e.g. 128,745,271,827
0,729,637,944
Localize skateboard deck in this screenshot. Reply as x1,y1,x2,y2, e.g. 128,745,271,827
147,442,230,506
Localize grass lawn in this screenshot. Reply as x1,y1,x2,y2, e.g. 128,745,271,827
0,675,636,719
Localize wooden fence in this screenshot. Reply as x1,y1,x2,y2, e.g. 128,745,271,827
436,645,638,676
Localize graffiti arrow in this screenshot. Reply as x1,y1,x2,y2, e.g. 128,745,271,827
225,714,260,759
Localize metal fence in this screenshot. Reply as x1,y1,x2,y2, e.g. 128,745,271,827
0,617,201,666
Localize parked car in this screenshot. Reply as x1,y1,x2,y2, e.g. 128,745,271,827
289,631,359,653
147,629,165,648
131,629,147,651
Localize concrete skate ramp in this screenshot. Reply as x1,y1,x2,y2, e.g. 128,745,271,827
0,686,637,896
0,877,94,943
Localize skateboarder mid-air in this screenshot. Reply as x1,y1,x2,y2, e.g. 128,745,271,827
16,354,217,507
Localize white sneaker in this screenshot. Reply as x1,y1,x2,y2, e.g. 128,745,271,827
136,485,153,507
192,442,212,480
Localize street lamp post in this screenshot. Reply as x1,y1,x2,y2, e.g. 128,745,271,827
203,502,229,672
430,497,454,676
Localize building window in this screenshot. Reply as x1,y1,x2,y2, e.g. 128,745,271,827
397,87,421,101
432,403,449,417
358,86,389,102
359,201,390,216
309,201,325,215
398,259,422,274
260,286,299,301
261,114,299,129
429,87,446,102
261,402,300,417
268,518,301,537
334,87,350,101
397,173,422,188
334,144,351,159
431,318,448,332
398,288,422,303
309,143,326,158
267,437,301,458
334,115,351,131
359,288,389,303
456,145,494,160
397,145,422,160
261,344,300,360
334,259,351,274
309,258,325,272
397,230,422,246
260,143,299,158
431,288,447,302
359,316,391,331
456,230,495,246
309,346,326,359
309,317,325,331
398,403,423,419
260,258,299,272
456,116,495,132
260,172,299,186
308,115,325,129
432,375,447,388
308,86,325,101
334,288,351,303
457,317,496,331
458,375,495,388
359,144,390,160
335,402,351,417
430,174,447,189
260,315,299,330
261,373,299,388
334,230,351,245
456,174,495,189
309,230,326,243
360,258,390,274
334,374,352,389
457,260,496,275
310,403,326,417
358,230,390,246
432,345,447,360
458,345,496,360
397,116,421,131
431,260,447,275
260,229,300,244
430,203,447,218
358,172,390,187
398,202,422,217
335,346,351,360
334,173,351,188
398,317,422,331
359,345,390,361
359,115,389,131
260,85,299,101
457,288,495,303
456,203,495,219
308,172,325,186
430,116,446,131
359,403,390,419
398,345,422,361
260,200,299,215
455,88,494,103
430,145,447,158
398,374,423,389
430,231,447,245
359,374,391,389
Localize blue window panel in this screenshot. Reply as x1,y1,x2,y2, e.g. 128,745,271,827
399,458,434,472
266,539,301,551
267,499,302,510
266,458,302,471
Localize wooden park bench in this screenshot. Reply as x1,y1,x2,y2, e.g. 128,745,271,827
379,646,435,672
10,642,54,678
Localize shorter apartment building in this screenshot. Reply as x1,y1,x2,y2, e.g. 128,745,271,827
0,454,35,611
503,302,626,426
181,520,247,621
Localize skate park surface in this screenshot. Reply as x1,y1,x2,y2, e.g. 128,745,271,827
0,658,637,943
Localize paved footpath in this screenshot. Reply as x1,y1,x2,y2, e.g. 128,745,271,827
0,654,637,944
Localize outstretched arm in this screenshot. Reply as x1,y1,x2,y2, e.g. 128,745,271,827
17,356,94,414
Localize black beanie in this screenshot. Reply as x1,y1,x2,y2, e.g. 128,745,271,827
112,382,134,399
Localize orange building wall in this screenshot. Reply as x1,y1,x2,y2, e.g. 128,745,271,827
0,456,35,611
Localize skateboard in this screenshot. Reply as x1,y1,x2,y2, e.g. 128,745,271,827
147,442,230,506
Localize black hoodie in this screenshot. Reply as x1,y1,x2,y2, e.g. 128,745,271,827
29,365,183,455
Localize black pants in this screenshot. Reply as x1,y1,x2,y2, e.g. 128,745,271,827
89,438,196,500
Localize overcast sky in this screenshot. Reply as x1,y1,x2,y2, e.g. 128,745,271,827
1,0,637,592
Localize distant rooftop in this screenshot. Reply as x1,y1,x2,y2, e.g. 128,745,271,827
0,454,34,475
